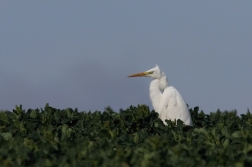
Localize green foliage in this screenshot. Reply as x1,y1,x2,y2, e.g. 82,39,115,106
0,104,251,167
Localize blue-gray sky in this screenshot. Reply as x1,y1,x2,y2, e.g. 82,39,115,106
1,1,251,114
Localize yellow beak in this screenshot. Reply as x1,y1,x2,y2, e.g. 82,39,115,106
128,72,148,77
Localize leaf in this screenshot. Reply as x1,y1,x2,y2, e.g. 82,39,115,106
223,139,229,148
194,128,208,135
221,126,229,137
232,131,242,138
1,132,13,141
0,112,10,124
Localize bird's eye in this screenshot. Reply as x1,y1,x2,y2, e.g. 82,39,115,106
148,71,154,74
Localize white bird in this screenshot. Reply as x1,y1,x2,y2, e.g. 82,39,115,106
128,65,193,126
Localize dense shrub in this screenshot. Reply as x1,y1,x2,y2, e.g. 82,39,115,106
0,104,251,167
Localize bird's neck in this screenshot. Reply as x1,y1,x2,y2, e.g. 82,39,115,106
149,74,168,114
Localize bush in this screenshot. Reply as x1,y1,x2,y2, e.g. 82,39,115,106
0,104,251,167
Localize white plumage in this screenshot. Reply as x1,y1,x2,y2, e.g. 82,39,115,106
128,65,193,126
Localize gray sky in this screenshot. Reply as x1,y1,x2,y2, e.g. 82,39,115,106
1,1,251,114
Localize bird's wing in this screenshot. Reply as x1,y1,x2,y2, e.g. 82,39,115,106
162,86,191,124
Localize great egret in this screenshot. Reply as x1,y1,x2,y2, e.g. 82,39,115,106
128,65,193,126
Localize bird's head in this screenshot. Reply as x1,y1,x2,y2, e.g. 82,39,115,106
128,65,161,79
